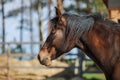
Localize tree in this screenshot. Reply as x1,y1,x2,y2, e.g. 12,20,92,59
92,0,108,15
30,0,33,54
37,0,43,47
57,0,64,13
102,0,108,8
19,0,24,52
1,0,5,53
48,0,52,33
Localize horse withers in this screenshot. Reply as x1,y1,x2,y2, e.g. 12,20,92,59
38,7,120,80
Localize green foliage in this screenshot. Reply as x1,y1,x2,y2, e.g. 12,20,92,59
65,5,76,12
64,0,108,16
92,0,108,15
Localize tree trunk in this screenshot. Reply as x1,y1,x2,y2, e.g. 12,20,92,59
48,0,52,33
57,0,64,13
20,0,24,53
18,0,24,60
76,0,81,13
30,0,33,54
37,0,43,47
102,0,108,8
1,0,5,53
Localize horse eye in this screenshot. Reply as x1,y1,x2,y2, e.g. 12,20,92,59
52,29,56,34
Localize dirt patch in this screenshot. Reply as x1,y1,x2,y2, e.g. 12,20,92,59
0,56,69,80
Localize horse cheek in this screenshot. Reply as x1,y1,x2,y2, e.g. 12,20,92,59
54,30,64,47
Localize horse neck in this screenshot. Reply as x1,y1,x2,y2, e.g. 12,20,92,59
78,24,114,76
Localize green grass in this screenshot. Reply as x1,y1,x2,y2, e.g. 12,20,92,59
83,60,105,80
83,73,105,80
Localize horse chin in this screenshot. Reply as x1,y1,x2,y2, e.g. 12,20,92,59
43,61,52,66
38,56,52,66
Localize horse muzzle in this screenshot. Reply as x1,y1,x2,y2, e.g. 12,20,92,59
38,54,52,66
38,47,56,66
38,48,52,66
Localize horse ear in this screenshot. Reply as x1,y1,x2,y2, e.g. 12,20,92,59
55,7,66,26
55,7,62,17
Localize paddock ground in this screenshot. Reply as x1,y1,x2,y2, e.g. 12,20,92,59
0,56,105,80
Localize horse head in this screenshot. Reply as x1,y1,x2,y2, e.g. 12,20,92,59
38,7,76,66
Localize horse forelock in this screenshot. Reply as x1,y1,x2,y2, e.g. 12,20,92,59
49,17,58,29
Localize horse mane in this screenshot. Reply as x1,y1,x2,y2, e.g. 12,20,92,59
90,13,120,33
88,13,120,28
63,13,94,40
49,13,120,40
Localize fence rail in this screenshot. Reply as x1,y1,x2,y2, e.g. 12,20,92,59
0,42,82,80
0,42,101,80
0,42,43,44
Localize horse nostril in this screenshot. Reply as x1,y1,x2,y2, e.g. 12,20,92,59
43,58,49,64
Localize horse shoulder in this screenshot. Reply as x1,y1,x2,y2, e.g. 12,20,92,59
111,33,120,80
112,61,120,80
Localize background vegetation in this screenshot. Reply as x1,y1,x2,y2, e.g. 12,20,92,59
0,0,108,80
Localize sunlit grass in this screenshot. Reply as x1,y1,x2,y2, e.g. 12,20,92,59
83,73,105,80
83,60,105,80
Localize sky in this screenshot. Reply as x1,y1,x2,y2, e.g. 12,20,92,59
0,0,40,54
0,0,80,59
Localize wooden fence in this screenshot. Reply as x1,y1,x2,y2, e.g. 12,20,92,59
0,42,101,80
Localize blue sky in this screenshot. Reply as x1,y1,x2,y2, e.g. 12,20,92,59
0,0,81,57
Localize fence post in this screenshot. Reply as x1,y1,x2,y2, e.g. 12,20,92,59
74,58,79,75
78,49,84,78
7,44,11,80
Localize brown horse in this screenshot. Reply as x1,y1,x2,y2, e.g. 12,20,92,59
38,7,120,80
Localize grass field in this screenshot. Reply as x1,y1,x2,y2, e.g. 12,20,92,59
83,60,106,80
83,73,105,80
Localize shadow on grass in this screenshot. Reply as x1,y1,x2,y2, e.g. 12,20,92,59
46,68,104,80
46,66,87,80
46,68,75,79
89,77,101,80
